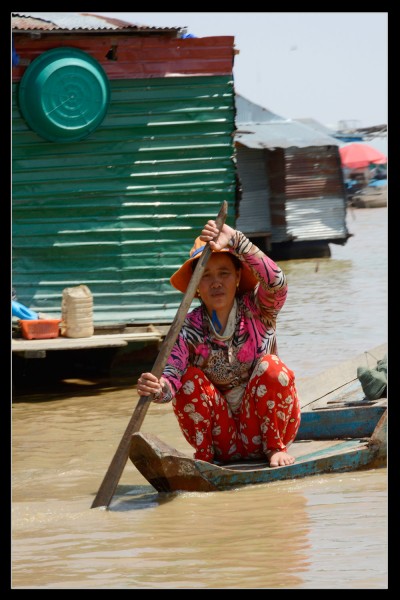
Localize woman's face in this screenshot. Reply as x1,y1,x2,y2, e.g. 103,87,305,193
197,253,241,313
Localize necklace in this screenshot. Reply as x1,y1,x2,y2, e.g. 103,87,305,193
207,299,237,341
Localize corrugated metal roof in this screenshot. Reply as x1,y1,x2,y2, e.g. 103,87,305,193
235,95,340,149
235,94,287,123
295,118,365,143
11,12,183,34
235,121,340,150
295,118,337,136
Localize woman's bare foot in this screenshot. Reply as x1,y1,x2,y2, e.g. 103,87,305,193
266,449,295,467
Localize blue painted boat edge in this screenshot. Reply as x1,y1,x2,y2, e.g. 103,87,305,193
196,443,380,490
298,405,386,439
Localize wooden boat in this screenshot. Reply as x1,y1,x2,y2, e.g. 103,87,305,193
350,183,387,208
129,346,387,493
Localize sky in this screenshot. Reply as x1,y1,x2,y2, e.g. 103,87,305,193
93,12,387,154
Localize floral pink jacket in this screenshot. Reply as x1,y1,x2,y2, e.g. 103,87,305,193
155,231,288,404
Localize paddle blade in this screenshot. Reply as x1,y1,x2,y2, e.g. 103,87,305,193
91,395,152,508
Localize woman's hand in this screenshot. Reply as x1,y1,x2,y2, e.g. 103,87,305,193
137,372,163,397
200,220,235,251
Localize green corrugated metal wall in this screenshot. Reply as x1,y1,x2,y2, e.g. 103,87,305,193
12,76,236,324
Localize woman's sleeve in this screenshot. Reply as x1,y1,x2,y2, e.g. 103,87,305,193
229,230,288,321
152,330,190,403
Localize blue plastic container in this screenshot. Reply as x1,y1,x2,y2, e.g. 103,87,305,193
12,300,38,320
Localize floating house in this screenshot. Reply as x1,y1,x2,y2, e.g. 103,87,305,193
12,12,351,338
12,12,237,326
235,95,350,259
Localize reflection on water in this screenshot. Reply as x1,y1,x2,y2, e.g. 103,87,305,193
302,473,388,589
12,208,388,589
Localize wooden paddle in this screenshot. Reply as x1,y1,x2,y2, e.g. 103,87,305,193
91,200,228,508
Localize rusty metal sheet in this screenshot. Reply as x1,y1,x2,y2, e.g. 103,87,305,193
12,34,235,82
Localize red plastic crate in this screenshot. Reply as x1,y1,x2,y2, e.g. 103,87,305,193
20,319,61,340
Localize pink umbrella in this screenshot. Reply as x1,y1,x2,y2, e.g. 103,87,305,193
339,143,387,169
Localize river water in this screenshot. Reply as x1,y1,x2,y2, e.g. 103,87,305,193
11,207,388,589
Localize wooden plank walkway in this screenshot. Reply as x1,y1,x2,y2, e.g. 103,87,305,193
12,327,166,357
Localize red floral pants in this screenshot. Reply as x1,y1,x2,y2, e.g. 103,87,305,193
172,355,301,463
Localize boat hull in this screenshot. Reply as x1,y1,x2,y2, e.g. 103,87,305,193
350,185,387,208
129,408,387,493
128,345,387,494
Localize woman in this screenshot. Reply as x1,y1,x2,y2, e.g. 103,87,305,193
137,220,301,467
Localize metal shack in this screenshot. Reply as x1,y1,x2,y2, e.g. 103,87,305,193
235,95,350,259
12,12,237,328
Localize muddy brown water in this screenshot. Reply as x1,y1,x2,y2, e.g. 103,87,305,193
12,207,388,589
